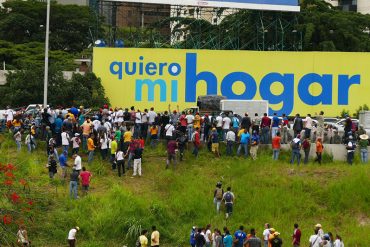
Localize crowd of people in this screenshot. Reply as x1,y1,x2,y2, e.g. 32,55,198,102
3,104,361,246
189,223,344,247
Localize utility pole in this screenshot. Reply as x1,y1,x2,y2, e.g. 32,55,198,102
43,0,50,108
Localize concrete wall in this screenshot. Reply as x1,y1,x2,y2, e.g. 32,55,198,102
260,144,366,161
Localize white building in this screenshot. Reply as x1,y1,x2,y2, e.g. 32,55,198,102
357,0,370,14
325,0,339,7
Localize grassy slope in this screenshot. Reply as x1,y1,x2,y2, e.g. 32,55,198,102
1,135,370,246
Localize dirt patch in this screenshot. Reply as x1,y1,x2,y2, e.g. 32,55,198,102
358,214,370,226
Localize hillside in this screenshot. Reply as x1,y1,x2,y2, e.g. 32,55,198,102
1,134,370,246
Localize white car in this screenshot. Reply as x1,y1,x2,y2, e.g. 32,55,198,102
332,119,359,133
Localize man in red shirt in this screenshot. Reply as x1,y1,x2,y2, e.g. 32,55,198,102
292,223,301,247
192,127,200,158
79,167,92,196
260,113,271,144
179,111,187,134
272,132,281,160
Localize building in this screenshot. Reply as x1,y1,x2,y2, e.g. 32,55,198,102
357,0,370,14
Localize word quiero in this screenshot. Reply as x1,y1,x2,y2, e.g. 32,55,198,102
109,53,360,115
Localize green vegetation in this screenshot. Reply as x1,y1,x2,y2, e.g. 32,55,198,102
1,135,369,246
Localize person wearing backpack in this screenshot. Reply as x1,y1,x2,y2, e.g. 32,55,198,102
214,182,224,214
290,134,302,165
222,187,235,219
302,137,311,164
346,135,356,165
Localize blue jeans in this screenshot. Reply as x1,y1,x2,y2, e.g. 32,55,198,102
361,149,368,163
88,150,94,163
271,127,279,138
261,126,270,144
273,149,280,160
192,145,199,158
27,143,35,153
15,140,21,151
127,152,134,169
63,145,69,156
347,151,354,165
69,181,78,199
82,135,88,151
187,125,193,141
237,143,248,157
290,149,301,165
134,123,141,139
226,141,234,155
214,198,221,213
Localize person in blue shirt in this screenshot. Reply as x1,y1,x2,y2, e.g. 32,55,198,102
59,150,68,179
223,230,233,247
271,113,281,139
234,226,247,247
237,129,250,157
190,226,196,247
250,131,260,160
54,114,63,147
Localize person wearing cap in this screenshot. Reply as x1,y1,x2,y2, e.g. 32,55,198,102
290,134,302,165
67,226,80,247
315,224,324,238
47,155,57,179
358,134,369,163
270,232,282,247
168,104,180,125
250,130,260,160
190,226,197,247
345,135,356,165
237,128,250,158
314,137,324,165
210,128,220,157
267,228,276,247
71,133,81,155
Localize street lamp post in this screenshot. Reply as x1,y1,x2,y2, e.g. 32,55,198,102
43,0,50,108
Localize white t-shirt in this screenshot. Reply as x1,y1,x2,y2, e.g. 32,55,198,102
309,234,323,247
116,150,124,161
185,114,194,125
68,229,77,240
305,117,313,129
226,130,236,141
74,155,82,171
135,112,142,124
216,116,223,127
334,239,344,247
205,229,212,243
71,137,80,148
148,111,156,123
100,138,108,149
116,110,123,122
92,120,101,131
165,124,175,137
141,113,148,123
61,132,70,146
5,109,14,121
223,117,231,129
262,229,270,241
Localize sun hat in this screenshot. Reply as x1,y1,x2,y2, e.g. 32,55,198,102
75,133,80,137
269,228,276,232
360,134,369,140
273,232,280,237
315,223,322,228
75,226,80,231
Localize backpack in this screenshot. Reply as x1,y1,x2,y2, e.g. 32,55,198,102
224,192,232,203
291,140,299,149
215,188,223,200
302,140,310,149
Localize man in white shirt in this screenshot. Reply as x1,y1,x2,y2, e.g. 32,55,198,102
309,229,323,247
115,149,125,177
165,122,175,140
67,226,79,247
304,114,313,139
73,154,82,173
134,110,142,139
225,128,235,156
216,115,223,141
204,225,212,246
148,107,156,125
61,130,70,155
222,116,231,140
262,223,270,247
185,112,195,141
4,106,14,129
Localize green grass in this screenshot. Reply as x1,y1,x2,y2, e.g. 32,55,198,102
1,134,370,246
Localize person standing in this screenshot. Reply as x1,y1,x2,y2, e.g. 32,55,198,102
115,149,125,176
234,226,247,247
214,182,224,214
225,128,236,156
252,113,261,134
100,133,108,160
71,133,81,155
79,167,92,196
185,111,195,141
132,143,143,177
222,187,235,219
262,224,270,247
315,111,325,140
222,114,231,141
166,139,177,169
47,155,58,179
314,137,323,164
241,113,252,133
151,225,160,247
272,132,281,160
292,114,303,138
292,223,301,247
270,232,282,247
14,129,22,151
333,234,344,247
281,113,290,144
232,114,240,135
87,134,96,163
190,226,197,247
192,127,201,158
69,167,79,199
346,135,356,165
17,225,30,246
61,128,70,155
244,228,262,247
67,226,80,247
223,230,233,247
250,131,260,160
359,134,368,163
205,224,212,247
237,129,250,158
302,137,311,164
308,229,322,247
270,113,280,139
209,128,220,158
195,228,206,247
59,150,68,179
73,154,82,174
304,114,313,139
290,135,301,165
260,113,271,144
139,229,149,247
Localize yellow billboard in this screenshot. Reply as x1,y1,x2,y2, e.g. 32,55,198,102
93,48,369,116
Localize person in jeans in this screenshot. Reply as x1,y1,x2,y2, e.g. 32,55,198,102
260,113,271,144
302,137,311,164
222,187,234,219
213,182,224,214
270,113,280,139
115,149,125,176
271,132,281,160
69,167,79,199
358,134,368,163
166,139,178,169
314,137,323,165
290,134,301,165
225,128,236,156
87,134,96,163
346,135,356,165
237,129,250,158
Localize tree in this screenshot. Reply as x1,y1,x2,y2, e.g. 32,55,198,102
0,65,109,108
0,0,103,52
